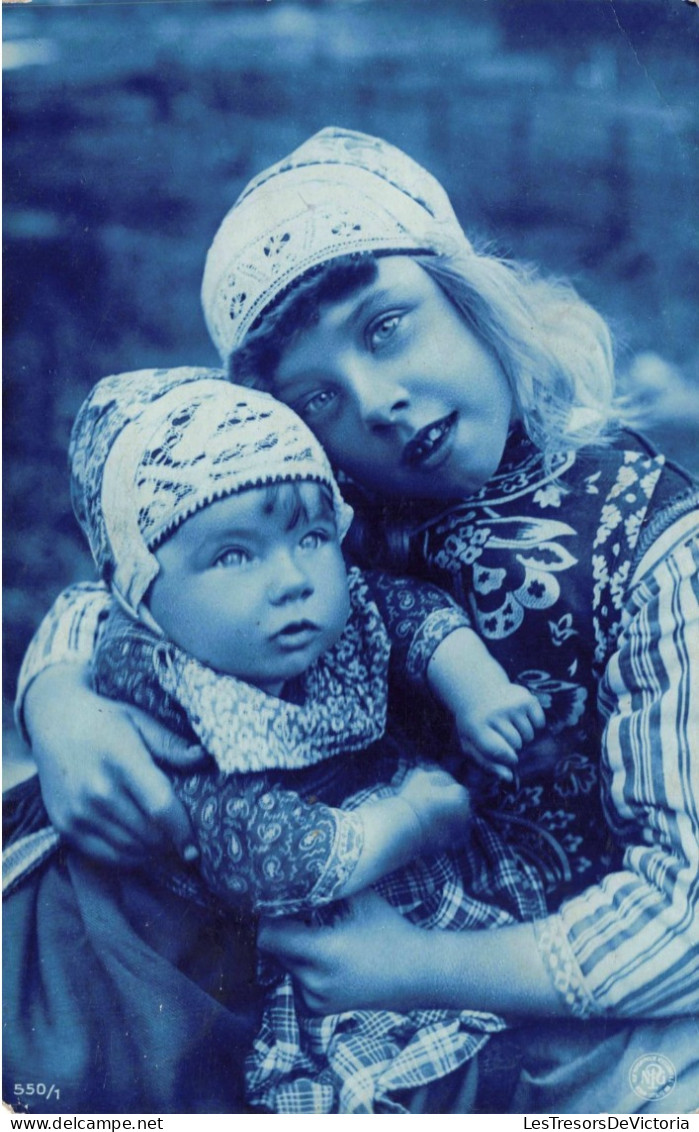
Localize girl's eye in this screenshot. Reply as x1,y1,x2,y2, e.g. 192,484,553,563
299,529,332,551
298,388,337,419
368,313,402,351
213,547,251,569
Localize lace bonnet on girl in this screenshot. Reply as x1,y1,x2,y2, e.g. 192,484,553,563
69,366,353,620
202,126,473,362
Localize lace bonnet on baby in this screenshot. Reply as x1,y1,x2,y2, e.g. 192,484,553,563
202,126,473,363
70,367,353,620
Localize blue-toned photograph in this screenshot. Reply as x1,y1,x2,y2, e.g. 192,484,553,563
3,0,698,1116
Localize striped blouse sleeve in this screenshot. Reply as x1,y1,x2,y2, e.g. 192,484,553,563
535,515,699,1017
14,582,113,743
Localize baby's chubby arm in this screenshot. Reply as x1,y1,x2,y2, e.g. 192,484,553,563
174,763,471,916
363,571,545,780
340,764,472,893
427,628,545,782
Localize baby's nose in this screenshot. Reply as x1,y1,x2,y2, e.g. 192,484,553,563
268,553,313,604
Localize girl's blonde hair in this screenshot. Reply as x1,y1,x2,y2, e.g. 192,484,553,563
231,247,624,469
418,248,623,463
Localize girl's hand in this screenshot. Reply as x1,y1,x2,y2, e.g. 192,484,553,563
427,628,545,782
258,889,429,1015
259,890,563,1018
394,764,471,853
23,664,204,866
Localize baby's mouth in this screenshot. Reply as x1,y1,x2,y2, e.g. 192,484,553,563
401,411,458,469
274,620,320,647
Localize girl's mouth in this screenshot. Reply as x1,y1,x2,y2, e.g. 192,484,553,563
401,411,458,470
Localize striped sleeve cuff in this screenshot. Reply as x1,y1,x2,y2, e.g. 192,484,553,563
533,916,601,1019
14,582,112,742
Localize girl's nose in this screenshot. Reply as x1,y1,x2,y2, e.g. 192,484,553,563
349,364,410,430
268,551,314,605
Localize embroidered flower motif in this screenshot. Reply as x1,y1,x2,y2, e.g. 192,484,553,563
433,528,489,571
506,784,544,813
595,502,623,546
540,809,576,832
432,514,578,641
519,670,587,731
641,468,663,497
609,561,632,608
473,566,507,595
624,509,644,544
553,753,597,798
548,613,578,647
573,856,593,875
608,462,640,499
533,484,564,508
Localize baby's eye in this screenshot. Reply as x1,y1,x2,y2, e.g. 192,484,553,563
368,313,402,351
299,388,337,419
213,547,251,568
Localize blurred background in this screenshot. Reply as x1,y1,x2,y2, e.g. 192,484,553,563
3,0,698,742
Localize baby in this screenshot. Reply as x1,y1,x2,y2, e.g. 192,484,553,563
70,365,545,1113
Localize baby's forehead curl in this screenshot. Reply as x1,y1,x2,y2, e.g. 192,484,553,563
203,127,620,463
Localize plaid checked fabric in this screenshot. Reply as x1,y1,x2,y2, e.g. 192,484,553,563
245,778,548,1114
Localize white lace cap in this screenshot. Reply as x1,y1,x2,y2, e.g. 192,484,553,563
202,126,473,362
97,378,353,617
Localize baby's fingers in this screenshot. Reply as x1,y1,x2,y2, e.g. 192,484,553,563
527,697,546,730
460,735,518,782
510,687,546,732
509,710,536,745
489,717,527,753
506,695,546,745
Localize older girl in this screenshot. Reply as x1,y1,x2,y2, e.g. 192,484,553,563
14,129,699,1113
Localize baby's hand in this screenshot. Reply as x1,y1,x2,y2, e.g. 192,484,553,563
454,682,545,781
394,765,471,854
427,627,545,783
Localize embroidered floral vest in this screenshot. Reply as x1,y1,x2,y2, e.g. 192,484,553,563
412,428,692,909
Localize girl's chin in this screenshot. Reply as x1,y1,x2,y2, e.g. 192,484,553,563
407,463,490,500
